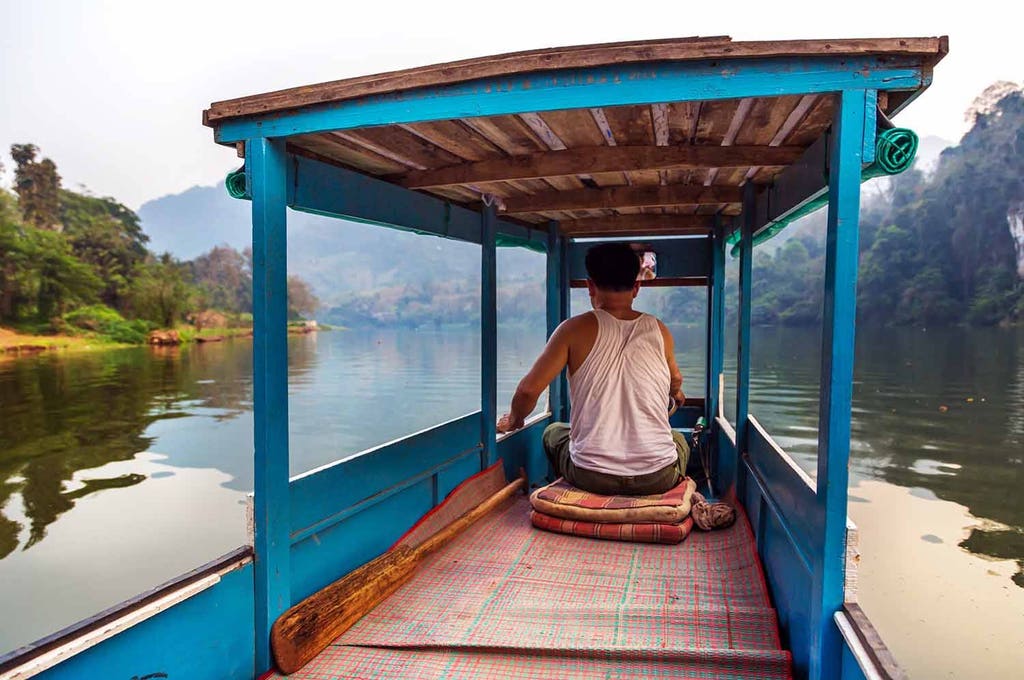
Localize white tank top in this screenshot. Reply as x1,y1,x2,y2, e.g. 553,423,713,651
568,309,677,476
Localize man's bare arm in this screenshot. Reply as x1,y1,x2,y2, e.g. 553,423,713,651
497,319,573,432
658,319,685,405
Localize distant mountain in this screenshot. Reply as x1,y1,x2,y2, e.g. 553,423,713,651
138,183,251,259
915,134,953,173
136,182,544,320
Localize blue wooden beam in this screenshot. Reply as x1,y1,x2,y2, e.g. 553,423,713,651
546,222,565,422
215,56,924,143
481,201,498,467
559,230,571,419
287,154,546,251
707,216,726,426
809,89,868,680
247,138,291,674
751,89,879,236
567,237,710,280
734,184,755,498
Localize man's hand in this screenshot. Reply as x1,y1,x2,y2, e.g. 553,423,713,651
497,413,524,434
671,388,686,408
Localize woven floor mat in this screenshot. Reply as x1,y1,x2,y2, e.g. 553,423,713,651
273,497,790,679
285,645,793,679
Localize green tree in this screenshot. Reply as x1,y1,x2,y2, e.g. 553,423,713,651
287,276,319,320
59,190,149,311
191,245,252,312
127,254,196,327
10,144,61,231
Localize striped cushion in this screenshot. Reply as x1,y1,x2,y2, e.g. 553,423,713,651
530,477,697,524
530,510,694,544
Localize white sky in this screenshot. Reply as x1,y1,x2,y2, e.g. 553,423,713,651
1,0,1018,209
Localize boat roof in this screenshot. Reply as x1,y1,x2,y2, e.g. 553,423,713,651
204,36,947,238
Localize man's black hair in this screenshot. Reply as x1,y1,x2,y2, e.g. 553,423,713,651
585,242,640,292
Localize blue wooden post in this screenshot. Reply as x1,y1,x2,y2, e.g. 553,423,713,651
546,221,565,422
810,89,871,680
481,200,498,467
558,230,571,419
707,216,726,425
734,185,755,497
247,137,290,674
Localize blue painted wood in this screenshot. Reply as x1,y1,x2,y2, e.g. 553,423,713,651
559,232,571,420
746,417,821,567
811,89,867,680
707,217,726,424
841,639,868,680
862,90,878,164
546,222,565,422
437,453,485,500
214,56,924,143
481,201,498,467
496,416,552,484
734,184,754,497
289,412,481,537
567,236,711,280
289,446,481,545
247,137,290,674
290,478,435,604
288,154,546,251
714,416,738,494
36,561,255,680
752,484,814,678
752,133,829,235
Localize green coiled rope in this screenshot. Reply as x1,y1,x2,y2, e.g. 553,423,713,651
225,168,248,200
727,127,918,256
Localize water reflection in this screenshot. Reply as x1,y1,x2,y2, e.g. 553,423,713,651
737,325,1024,587
0,342,260,559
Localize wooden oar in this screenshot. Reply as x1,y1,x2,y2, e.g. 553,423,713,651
271,475,526,675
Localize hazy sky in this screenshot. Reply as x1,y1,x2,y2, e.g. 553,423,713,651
1,0,1018,209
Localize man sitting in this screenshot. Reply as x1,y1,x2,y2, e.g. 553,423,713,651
497,242,689,496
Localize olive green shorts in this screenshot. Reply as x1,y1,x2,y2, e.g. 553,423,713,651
541,422,690,496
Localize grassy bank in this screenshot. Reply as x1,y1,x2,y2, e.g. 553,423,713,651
0,326,131,358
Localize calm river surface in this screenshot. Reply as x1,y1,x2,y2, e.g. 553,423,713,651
0,325,1021,678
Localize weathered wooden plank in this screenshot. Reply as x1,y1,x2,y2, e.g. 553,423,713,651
603,105,660,185
398,145,802,188
840,604,907,680
502,183,741,213
206,37,946,123
559,214,712,236
400,120,504,161
272,477,525,675
540,109,626,187
212,56,927,143
290,134,408,175
337,126,462,168
462,115,546,154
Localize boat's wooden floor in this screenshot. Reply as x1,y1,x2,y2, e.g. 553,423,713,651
271,497,791,679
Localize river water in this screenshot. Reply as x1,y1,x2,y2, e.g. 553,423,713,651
0,325,1021,678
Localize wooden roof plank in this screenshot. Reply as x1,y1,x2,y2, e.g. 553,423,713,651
205,37,947,124
290,134,408,175
502,183,741,213
399,120,504,161
336,127,463,169
461,115,546,155
397,145,802,188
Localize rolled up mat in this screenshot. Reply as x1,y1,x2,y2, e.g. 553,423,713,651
727,127,919,256
225,167,248,200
